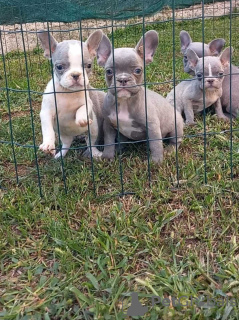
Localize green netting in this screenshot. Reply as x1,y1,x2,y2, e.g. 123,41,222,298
0,0,223,25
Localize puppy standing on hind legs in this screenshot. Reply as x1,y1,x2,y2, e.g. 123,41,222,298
37,29,104,160
96,30,184,163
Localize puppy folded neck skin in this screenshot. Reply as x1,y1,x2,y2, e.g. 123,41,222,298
180,30,238,118
166,47,231,125
96,31,184,163
37,30,103,159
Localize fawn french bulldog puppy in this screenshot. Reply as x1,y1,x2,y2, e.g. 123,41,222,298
37,30,105,159
180,30,238,118
96,31,184,163
166,47,232,125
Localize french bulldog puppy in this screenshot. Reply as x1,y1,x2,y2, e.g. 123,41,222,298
180,30,226,75
180,30,238,118
96,31,184,163
166,47,232,125
37,29,105,159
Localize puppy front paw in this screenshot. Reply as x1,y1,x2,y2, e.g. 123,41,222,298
102,152,115,161
185,120,196,126
54,152,64,159
83,148,102,159
92,150,102,159
75,118,93,127
39,142,55,156
218,115,230,122
151,155,163,164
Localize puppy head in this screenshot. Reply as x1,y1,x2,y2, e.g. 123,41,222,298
37,30,103,91
96,30,158,98
187,47,232,91
180,30,225,75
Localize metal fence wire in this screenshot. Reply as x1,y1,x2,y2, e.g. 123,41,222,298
0,0,239,197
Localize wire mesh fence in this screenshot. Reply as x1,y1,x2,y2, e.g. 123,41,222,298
1,0,239,197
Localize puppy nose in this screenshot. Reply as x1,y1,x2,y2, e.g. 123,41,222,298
71,73,80,80
207,79,214,84
119,78,129,86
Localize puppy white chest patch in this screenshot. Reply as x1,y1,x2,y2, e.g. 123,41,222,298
44,80,92,136
109,102,143,139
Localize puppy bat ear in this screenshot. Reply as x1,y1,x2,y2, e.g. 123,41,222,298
135,30,159,64
96,34,112,67
85,30,103,57
219,46,233,68
186,49,199,69
37,30,57,59
208,38,226,56
180,30,192,53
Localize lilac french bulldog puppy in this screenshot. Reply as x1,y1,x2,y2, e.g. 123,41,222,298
37,30,105,159
167,47,232,125
180,30,238,118
96,30,184,163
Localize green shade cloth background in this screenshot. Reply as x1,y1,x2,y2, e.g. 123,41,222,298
0,0,222,25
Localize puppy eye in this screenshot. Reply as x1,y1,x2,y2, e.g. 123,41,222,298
218,72,224,77
134,68,142,75
197,72,203,80
106,69,113,76
87,64,92,68
184,55,188,61
56,64,63,71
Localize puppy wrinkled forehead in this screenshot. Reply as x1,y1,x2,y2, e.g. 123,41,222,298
105,48,142,69
196,56,223,73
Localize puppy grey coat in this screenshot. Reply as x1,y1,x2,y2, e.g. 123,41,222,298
96,31,184,163
166,47,231,125
180,30,238,118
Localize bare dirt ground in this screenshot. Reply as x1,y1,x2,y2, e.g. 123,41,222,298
0,0,238,53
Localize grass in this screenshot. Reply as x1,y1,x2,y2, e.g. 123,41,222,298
1,14,239,319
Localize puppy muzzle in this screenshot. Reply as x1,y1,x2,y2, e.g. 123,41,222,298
202,78,222,90
59,71,89,91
